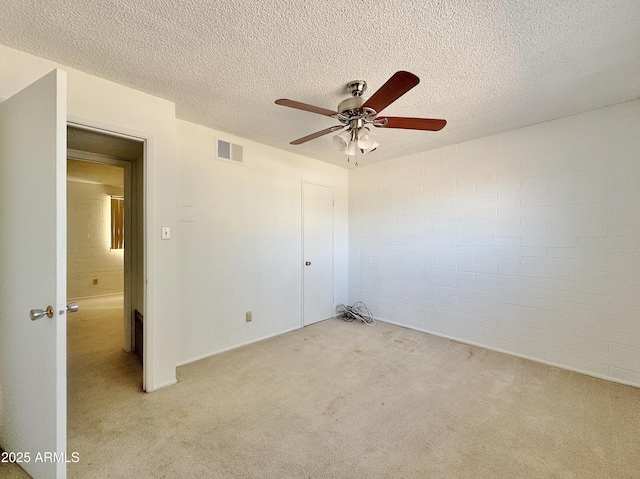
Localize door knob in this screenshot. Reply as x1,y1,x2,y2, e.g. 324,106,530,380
67,302,79,313
30,305,54,321
305,261,311,266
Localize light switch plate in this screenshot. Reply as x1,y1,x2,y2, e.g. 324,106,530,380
161,226,171,239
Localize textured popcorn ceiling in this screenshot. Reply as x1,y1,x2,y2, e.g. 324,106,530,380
1,1,639,168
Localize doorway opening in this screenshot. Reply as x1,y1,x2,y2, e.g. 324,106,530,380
66,126,145,395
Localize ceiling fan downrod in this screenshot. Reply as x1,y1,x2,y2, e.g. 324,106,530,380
346,80,367,97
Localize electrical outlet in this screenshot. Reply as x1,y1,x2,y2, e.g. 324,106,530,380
93,278,98,285
246,311,252,322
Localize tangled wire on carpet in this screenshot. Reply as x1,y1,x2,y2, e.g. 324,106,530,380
336,301,375,326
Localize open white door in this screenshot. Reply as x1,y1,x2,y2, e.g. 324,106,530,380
0,69,68,478
302,182,334,326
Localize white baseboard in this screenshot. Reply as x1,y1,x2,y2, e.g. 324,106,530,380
376,316,640,390
67,292,124,301
146,378,178,392
176,326,301,368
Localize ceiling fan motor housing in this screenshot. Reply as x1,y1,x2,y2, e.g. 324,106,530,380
338,80,368,117
337,96,367,117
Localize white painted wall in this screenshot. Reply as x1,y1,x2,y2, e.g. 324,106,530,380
0,44,179,390
6,39,636,393
175,121,348,365
349,99,640,387
0,44,349,390
67,181,124,299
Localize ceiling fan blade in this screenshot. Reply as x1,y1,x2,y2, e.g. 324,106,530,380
290,125,344,145
376,116,447,131
361,71,420,115
275,99,339,117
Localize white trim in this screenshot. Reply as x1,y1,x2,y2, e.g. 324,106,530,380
376,316,640,389
67,292,124,301
151,379,178,390
67,119,146,143
176,326,301,367
300,181,304,328
300,179,336,189
67,148,131,165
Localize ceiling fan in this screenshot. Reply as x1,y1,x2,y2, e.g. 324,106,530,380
275,71,446,157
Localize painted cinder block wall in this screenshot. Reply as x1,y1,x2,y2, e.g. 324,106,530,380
67,181,124,299
349,99,640,387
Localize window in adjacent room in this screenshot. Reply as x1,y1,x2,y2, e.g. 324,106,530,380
110,196,124,250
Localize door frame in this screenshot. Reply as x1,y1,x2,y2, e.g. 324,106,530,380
67,116,153,392
301,179,335,327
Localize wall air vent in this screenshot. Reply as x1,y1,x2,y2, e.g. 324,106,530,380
216,138,244,165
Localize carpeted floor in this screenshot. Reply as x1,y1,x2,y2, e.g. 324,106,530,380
2,295,639,478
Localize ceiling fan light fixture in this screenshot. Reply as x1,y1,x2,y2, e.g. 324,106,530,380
334,127,379,156
357,127,379,151
332,130,352,153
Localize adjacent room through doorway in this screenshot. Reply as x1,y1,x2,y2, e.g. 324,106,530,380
66,126,145,397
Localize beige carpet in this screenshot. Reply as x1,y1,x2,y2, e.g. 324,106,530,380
2,295,639,478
